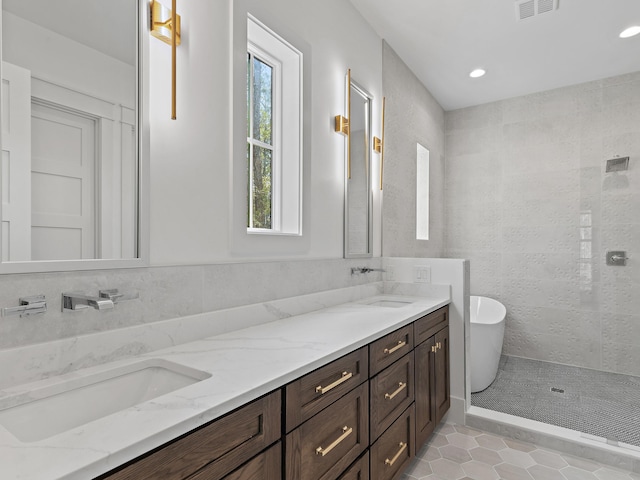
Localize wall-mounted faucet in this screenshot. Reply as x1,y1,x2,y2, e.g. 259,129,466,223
351,267,386,275
1,295,47,318
62,293,114,312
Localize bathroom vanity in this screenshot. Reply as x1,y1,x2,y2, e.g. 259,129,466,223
96,304,450,480
0,294,450,480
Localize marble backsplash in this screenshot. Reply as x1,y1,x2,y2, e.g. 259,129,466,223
0,281,386,390
0,257,383,350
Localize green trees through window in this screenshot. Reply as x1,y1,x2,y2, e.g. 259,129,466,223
247,53,274,229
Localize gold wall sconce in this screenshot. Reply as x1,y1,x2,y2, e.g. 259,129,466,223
335,69,352,178
378,97,386,190
150,0,181,120
373,137,382,153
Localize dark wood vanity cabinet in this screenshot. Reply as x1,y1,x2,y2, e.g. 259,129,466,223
414,307,450,447
97,305,450,480
97,391,281,480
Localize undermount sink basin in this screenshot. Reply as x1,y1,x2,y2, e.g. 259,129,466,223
0,359,210,443
360,296,416,308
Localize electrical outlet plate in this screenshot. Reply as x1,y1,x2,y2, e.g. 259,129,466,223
413,266,431,283
385,266,395,281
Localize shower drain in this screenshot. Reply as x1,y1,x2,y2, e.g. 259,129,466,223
550,387,565,394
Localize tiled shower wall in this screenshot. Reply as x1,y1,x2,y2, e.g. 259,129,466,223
444,71,640,376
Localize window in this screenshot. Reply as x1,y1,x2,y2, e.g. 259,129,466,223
247,53,275,229
246,16,302,235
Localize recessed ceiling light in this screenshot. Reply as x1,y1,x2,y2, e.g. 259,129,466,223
469,69,486,78
620,26,640,38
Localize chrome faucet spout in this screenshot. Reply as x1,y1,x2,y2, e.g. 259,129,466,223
62,293,115,312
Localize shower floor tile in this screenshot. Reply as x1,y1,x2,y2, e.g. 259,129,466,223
471,355,640,448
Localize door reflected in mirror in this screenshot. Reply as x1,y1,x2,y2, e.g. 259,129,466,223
345,77,372,258
1,0,139,264
416,143,430,240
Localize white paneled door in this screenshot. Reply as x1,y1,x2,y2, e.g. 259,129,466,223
1,62,32,261
30,101,96,260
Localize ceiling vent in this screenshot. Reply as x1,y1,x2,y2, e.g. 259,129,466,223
515,0,558,21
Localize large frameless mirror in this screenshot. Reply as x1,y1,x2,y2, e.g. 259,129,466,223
0,0,148,273
344,72,373,258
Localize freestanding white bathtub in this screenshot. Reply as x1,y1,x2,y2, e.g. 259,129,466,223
470,295,506,393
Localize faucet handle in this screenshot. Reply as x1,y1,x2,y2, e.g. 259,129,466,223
99,289,124,301
99,289,139,303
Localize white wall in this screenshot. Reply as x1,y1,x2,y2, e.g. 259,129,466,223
149,0,383,264
2,12,134,107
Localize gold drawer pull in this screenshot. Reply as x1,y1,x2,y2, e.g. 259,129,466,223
315,426,353,456
316,371,353,394
384,382,407,400
383,340,406,355
385,442,407,467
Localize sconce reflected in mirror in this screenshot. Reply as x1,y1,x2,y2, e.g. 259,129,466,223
376,97,385,190
150,0,181,119
335,69,351,177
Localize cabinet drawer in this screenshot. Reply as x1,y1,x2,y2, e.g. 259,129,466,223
286,382,369,480
100,391,281,480
286,347,368,432
191,443,281,480
370,352,414,441
370,404,415,480
369,325,413,376
338,452,369,480
414,306,448,346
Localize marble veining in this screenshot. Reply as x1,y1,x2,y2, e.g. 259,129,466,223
0,283,383,390
0,291,449,480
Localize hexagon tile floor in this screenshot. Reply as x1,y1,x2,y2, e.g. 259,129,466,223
402,423,640,480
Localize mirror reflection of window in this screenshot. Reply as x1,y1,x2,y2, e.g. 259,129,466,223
416,143,430,240
344,78,373,258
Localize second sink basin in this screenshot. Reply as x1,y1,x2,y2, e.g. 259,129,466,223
359,296,416,308
0,359,211,443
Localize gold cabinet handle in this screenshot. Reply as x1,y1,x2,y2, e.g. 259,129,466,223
316,371,353,394
384,382,407,400
437,342,442,349
431,345,437,353
383,340,406,355
385,442,407,466
315,426,353,456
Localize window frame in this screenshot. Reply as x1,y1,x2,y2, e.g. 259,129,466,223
245,15,302,237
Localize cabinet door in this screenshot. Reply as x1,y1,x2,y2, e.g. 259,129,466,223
192,443,281,480
286,382,369,480
433,327,450,424
369,404,415,480
414,337,436,448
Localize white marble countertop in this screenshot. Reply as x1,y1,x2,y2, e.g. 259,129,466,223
0,294,449,480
